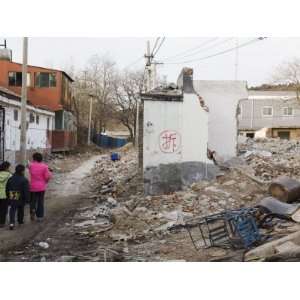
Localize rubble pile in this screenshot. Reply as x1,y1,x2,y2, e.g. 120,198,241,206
5,139,300,261
239,138,300,182
72,146,268,261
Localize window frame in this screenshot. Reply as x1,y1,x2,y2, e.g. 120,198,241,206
262,106,273,117
35,72,57,88
29,112,35,123
13,109,19,122
282,107,293,116
8,72,31,87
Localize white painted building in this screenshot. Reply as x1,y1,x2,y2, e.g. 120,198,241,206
194,80,248,160
141,68,217,195
0,86,54,164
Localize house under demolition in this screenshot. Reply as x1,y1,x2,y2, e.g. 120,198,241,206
139,68,248,195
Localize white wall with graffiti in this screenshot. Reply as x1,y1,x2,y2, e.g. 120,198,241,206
143,93,209,170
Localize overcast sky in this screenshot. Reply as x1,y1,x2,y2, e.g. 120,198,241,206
2,37,300,87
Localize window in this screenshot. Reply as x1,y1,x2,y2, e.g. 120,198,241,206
13,109,18,121
278,131,290,140
246,132,255,138
47,117,50,130
35,72,56,87
262,106,273,117
36,115,40,125
29,112,35,123
8,72,31,87
283,107,293,116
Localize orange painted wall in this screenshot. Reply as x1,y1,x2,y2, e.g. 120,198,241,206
0,60,71,111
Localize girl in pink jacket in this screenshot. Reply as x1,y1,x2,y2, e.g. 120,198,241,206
28,152,52,221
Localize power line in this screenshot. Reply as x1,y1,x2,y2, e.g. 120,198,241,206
153,37,166,57
151,37,160,56
161,37,218,61
124,56,144,70
164,37,267,65
165,37,235,62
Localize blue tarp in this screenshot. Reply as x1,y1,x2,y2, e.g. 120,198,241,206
92,133,128,148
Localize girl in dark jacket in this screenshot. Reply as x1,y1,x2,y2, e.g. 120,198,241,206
6,164,29,230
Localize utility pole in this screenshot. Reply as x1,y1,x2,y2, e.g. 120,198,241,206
20,37,28,164
87,94,94,145
234,38,239,80
0,39,7,48
144,40,153,92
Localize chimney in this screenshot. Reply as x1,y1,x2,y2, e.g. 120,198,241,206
177,67,196,93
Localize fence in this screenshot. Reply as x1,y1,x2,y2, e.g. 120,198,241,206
93,133,128,148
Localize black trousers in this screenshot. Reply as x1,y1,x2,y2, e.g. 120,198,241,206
30,192,45,218
0,199,8,225
9,201,24,225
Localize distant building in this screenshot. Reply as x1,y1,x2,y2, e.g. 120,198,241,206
238,90,300,140
0,86,54,164
0,48,76,151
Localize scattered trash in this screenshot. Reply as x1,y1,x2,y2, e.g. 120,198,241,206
111,152,120,161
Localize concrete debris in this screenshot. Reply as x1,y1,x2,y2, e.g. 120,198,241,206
56,255,77,262
6,139,300,262
245,230,300,262
259,197,300,217
38,242,49,249
239,138,300,182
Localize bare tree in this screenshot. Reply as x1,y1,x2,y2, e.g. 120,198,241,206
84,55,116,133
63,55,146,145
273,58,300,99
111,69,144,144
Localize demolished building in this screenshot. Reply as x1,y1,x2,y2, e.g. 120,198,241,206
139,68,249,195
140,68,217,195
193,80,248,160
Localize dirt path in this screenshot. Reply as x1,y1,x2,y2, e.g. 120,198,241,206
0,155,103,255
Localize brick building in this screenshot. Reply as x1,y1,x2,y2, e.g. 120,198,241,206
0,50,76,151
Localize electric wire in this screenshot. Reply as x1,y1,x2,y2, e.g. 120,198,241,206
164,37,267,65
152,37,166,57
161,37,219,61
151,37,160,56
164,37,235,62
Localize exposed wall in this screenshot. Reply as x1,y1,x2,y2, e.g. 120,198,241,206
143,93,215,195
194,80,248,160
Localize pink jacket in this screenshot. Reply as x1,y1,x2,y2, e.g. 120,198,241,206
28,162,52,192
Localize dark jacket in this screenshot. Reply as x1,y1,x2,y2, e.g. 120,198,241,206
6,174,30,205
